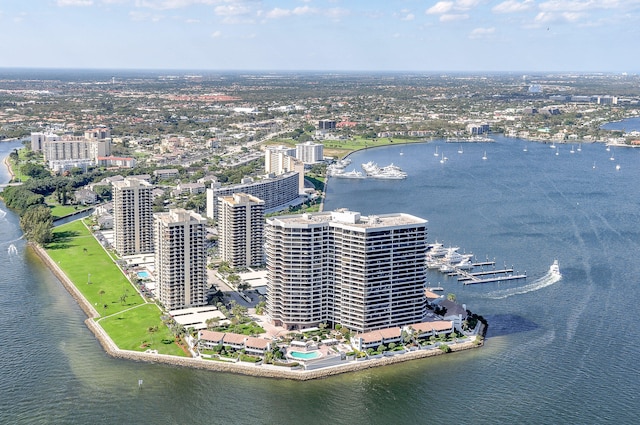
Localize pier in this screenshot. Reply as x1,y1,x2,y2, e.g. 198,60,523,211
456,268,526,285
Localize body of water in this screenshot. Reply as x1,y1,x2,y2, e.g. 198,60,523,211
600,116,640,132
1,137,639,424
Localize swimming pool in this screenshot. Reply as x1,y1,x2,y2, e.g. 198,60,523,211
137,271,150,279
288,350,321,360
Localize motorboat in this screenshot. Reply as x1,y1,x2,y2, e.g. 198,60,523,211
549,260,561,277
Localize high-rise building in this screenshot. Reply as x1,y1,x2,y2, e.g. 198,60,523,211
266,209,428,332
206,171,302,220
295,141,323,164
265,145,297,174
318,120,337,130
218,193,265,269
112,177,154,256
154,209,208,311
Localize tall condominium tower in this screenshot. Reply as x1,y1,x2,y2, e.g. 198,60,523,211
154,208,207,311
219,193,265,269
295,141,323,164
266,209,428,333
112,177,154,256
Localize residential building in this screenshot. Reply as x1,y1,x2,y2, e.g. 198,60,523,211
318,120,337,130
206,171,303,220
112,177,154,256
218,193,265,268
30,132,59,152
154,208,207,311
266,209,428,333
295,141,323,164
264,145,297,174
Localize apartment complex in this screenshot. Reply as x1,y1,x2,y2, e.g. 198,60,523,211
112,177,154,256
218,193,265,269
264,145,296,174
154,209,208,310
206,171,302,220
31,131,112,172
266,209,428,333
295,141,323,164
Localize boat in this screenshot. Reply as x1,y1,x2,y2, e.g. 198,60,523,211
334,169,366,179
550,142,556,149
555,147,559,156
482,151,487,160
434,146,439,157
606,145,611,152
577,145,582,152
549,260,561,277
439,153,447,164
523,145,528,152
616,164,621,171
592,161,596,169
458,145,463,154
426,286,444,292
570,145,575,154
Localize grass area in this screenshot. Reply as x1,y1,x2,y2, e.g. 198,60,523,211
46,220,144,315
266,136,425,159
99,304,188,356
48,202,83,219
7,155,29,183
46,220,188,356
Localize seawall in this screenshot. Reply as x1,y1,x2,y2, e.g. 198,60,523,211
32,241,483,380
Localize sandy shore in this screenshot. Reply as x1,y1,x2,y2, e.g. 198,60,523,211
30,241,483,380
3,154,15,180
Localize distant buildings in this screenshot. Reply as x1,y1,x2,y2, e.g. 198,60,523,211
218,193,265,269
466,123,490,135
112,177,154,256
264,145,297,174
154,209,207,311
31,130,112,173
266,209,428,332
318,120,337,130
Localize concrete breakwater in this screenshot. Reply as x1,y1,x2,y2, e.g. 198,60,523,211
32,242,483,380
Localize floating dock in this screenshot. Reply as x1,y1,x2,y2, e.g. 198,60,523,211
456,268,526,285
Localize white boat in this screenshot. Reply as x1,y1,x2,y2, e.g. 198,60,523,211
592,161,596,169
555,147,559,156
426,286,444,292
549,260,561,277
454,259,475,270
434,146,439,157
439,153,447,164
550,142,556,149
577,145,582,152
482,151,487,160
458,145,463,154
616,164,621,171
334,169,366,179
570,145,575,154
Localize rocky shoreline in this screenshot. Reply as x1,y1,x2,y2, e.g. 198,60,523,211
31,242,484,380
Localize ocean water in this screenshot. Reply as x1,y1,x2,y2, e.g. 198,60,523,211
2,137,639,424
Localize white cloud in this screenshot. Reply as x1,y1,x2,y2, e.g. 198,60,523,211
129,10,163,21
57,0,94,6
134,0,218,11
214,4,252,16
455,0,482,10
325,7,349,20
426,1,454,15
211,30,222,38
440,13,469,22
492,0,534,14
402,13,415,21
265,7,292,18
469,26,496,38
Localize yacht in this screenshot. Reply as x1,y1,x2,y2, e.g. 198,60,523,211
549,260,561,277
334,169,366,179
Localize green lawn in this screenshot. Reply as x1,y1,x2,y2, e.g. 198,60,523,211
266,136,425,159
46,220,188,356
48,203,83,219
46,220,144,315
99,304,188,356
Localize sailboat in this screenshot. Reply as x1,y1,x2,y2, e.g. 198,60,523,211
577,145,582,152
570,145,575,154
550,141,556,149
555,147,559,156
606,145,611,152
609,149,615,161
523,144,528,152
458,144,463,154
616,164,621,171
592,161,596,169
434,146,439,157
482,151,487,160
440,153,448,164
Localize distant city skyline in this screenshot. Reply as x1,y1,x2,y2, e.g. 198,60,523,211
2,0,639,73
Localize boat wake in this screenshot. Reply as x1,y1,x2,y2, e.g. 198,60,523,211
482,261,562,300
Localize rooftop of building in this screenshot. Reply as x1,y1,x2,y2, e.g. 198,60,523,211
268,209,427,230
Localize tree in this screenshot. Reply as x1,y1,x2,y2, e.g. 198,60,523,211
447,293,457,302
20,205,53,244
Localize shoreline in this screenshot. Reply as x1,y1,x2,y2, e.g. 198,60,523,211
29,240,484,380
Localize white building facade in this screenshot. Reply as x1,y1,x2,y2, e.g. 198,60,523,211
219,193,265,269
266,210,428,332
154,209,208,311
112,177,154,256
295,141,323,164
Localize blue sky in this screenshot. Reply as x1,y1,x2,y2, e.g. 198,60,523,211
2,0,639,72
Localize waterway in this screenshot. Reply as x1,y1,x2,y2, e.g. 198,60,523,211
2,137,639,424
